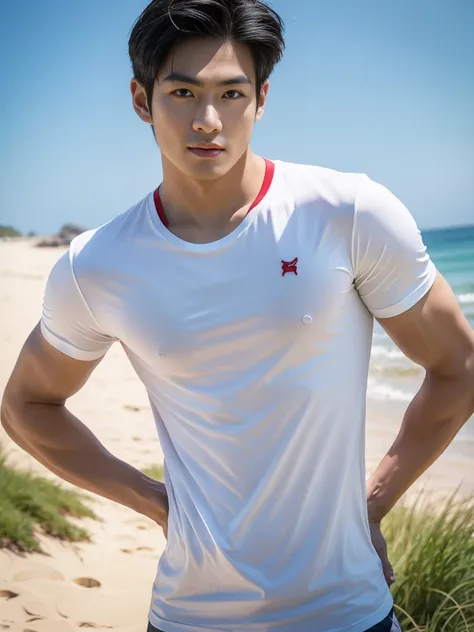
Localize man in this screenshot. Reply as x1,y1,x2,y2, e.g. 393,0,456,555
2,1,473,631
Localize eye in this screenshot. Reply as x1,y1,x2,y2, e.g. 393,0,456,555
172,89,193,98
223,90,244,100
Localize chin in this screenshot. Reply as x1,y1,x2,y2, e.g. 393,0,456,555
183,161,233,181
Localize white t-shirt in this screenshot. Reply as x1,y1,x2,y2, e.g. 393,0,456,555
41,160,436,632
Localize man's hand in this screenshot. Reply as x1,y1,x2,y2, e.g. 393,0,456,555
369,521,395,587
152,483,169,540
137,476,169,539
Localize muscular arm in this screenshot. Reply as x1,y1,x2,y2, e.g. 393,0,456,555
1,324,168,529
366,274,474,522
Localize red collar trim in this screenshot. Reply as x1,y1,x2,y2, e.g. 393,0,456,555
153,158,275,229
153,188,168,228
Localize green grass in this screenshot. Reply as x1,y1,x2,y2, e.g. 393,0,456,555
3,450,472,630
0,225,22,238
385,492,474,631
142,464,164,481
0,450,97,553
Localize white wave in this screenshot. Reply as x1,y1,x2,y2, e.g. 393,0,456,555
458,293,474,305
367,379,414,402
370,345,405,360
372,331,388,341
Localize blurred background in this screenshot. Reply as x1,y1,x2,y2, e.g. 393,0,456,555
1,0,473,234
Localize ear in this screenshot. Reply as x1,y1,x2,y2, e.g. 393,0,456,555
131,79,153,124
255,80,270,122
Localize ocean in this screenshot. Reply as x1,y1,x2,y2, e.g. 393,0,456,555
369,224,474,434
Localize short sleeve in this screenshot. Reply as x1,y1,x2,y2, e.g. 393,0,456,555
40,249,115,360
352,175,437,319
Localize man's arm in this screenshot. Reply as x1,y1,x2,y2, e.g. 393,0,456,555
366,273,474,523
1,324,168,531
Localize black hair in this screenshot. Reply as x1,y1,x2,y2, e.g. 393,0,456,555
128,0,285,109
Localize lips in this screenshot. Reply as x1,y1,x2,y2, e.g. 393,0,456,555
188,146,224,158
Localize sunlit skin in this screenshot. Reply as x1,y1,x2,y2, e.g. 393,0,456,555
131,38,270,242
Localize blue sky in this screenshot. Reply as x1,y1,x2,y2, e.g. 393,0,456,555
0,0,473,234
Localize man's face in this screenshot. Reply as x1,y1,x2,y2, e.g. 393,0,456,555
132,38,268,180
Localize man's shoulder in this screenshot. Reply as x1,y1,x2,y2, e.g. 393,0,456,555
68,194,152,261
274,159,365,206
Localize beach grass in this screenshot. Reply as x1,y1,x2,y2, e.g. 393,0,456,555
385,492,474,631
143,464,165,481
0,457,164,554
0,448,97,553
2,451,473,631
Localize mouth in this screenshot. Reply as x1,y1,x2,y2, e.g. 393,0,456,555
188,144,225,158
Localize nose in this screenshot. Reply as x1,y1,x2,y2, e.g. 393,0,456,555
192,103,223,134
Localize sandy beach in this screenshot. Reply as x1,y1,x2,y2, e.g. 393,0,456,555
1,240,473,631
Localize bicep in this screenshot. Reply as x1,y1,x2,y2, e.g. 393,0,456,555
378,274,474,377
5,323,103,406
5,245,114,407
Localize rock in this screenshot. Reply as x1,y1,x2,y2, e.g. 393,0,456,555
57,224,86,242
35,223,87,248
35,238,64,248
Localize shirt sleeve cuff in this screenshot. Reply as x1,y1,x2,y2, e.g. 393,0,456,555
369,262,438,319
40,320,109,361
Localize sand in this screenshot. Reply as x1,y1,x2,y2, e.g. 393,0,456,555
0,240,473,631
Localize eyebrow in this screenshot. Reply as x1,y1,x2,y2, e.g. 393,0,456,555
161,71,252,87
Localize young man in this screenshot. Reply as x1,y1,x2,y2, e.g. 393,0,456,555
2,1,473,630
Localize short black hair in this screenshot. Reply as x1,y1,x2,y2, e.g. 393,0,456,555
128,0,285,109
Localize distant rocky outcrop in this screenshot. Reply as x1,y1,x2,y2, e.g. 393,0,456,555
0,225,22,238
36,223,87,248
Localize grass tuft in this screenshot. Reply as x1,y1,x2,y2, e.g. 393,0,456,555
3,450,472,631
142,464,164,481
385,492,474,631
0,448,97,553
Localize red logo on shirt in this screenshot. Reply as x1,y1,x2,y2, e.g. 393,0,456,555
281,257,298,277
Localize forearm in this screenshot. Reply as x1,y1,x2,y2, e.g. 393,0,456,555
1,397,167,523
367,368,474,522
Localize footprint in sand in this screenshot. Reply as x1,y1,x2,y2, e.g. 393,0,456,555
120,546,155,555
124,518,153,531
73,578,101,589
57,591,138,628
114,533,139,544
22,598,55,619
13,566,64,582
124,405,141,412
0,589,19,600
1,588,24,628
22,620,75,632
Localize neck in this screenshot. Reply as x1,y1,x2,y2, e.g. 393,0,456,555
159,150,265,230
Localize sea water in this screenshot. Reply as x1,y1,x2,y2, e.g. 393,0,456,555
369,224,474,436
